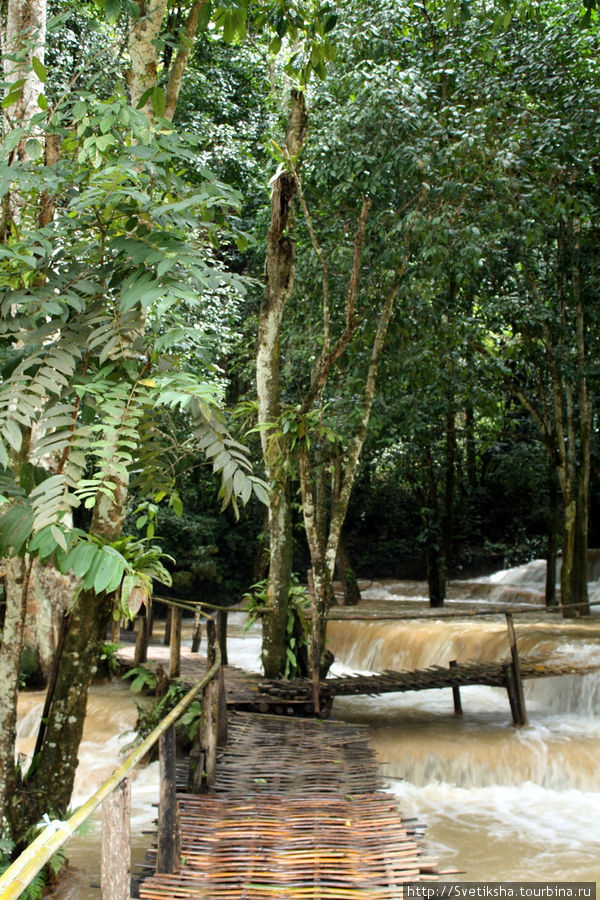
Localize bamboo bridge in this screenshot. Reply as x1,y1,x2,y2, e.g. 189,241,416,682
2,606,599,899
135,711,439,899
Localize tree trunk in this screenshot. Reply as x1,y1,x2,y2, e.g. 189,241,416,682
0,557,30,830
22,561,75,682
12,586,114,839
335,535,361,606
442,400,456,583
164,0,208,121
426,545,445,608
301,285,399,650
257,90,307,677
545,465,559,607
13,474,129,841
127,0,169,117
424,443,446,607
2,0,46,138
553,224,590,617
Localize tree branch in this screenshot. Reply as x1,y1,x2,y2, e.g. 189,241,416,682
164,0,209,122
300,196,371,414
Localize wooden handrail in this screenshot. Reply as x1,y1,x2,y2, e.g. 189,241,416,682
0,645,222,900
325,599,600,621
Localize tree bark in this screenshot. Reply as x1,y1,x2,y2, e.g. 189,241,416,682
545,464,559,607
257,90,307,677
300,284,399,649
127,0,169,117
0,557,30,830
2,0,46,139
14,474,129,840
164,0,208,121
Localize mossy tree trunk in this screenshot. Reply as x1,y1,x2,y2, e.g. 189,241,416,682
256,90,307,677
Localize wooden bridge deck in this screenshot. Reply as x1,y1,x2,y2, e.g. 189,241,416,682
136,712,438,899
118,644,600,718
259,657,600,701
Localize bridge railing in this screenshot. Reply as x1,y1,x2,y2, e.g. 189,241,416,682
0,631,225,900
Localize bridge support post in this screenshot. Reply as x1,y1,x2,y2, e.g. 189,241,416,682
169,606,182,679
191,604,202,653
217,608,228,666
505,612,528,726
101,776,131,900
157,723,181,873
307,569,321,715
163,604,171,646
449,660,462,715
191,618,226,792
133,609,150,665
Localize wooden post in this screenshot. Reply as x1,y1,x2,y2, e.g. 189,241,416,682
449,660,462,715
216,663,228,746
202,679,218,787
169,606,182,680
100,777,131,900
147,595,154,637
207,618,217,666
187,735,204,794
133,613,149,666
191,605,202,653
163,605,172,646
197,619,221,787
307,569,321,716
157,723,180,873
505,612,528,726
217,608,228,666
503,662,521,726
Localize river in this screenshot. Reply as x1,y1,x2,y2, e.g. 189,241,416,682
15,559,600,894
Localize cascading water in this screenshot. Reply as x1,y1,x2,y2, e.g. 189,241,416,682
327,559,600,884
14,558,600,894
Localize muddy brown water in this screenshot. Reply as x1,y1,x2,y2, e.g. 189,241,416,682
15,560,600,894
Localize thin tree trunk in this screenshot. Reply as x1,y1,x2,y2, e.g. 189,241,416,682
545,464,559,607
300,284,399,648
164,0,208,121
335,535,361,606
257,90,307,677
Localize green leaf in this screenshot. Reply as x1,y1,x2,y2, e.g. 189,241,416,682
170,493,183,516
50,524,68,552
323,13,338,32
32,57,47,83
135,87,153,110
197,0,211,29
25,138,43,160
151,86,166,118
62,542,101,579
105,0,121,23
27,523,58,558
3,420,22,452
0,503,33,554
2,90,22,109
93,548,125,594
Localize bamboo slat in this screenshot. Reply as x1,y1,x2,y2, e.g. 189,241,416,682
137,713,438,899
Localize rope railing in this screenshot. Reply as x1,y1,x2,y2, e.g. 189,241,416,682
0,643,223,900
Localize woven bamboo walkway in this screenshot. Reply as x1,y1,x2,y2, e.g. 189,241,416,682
136,712,438,898
259,657,600,701
118,644,600,719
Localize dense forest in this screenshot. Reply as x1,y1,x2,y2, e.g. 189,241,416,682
0,0,599,875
